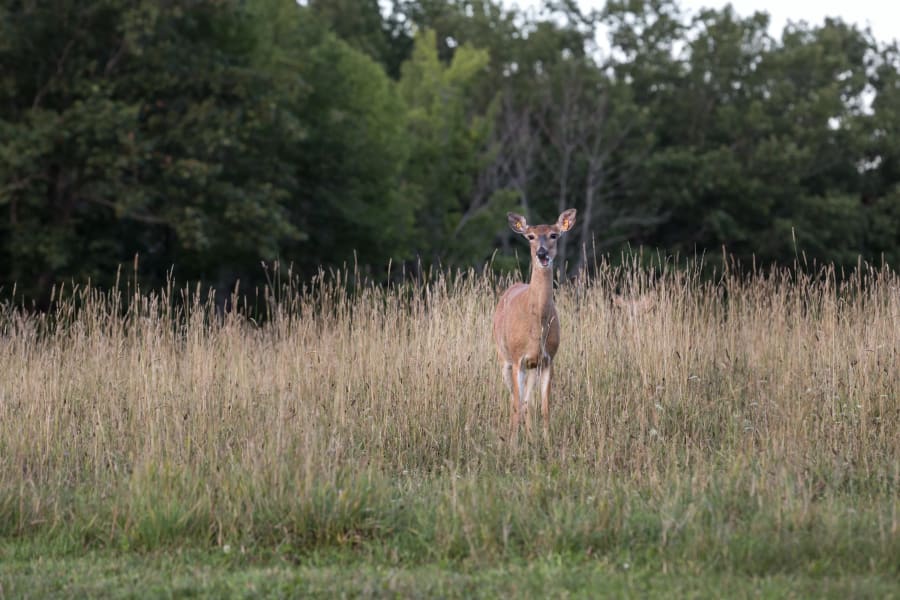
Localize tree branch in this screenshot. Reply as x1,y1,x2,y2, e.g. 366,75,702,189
32,38,77,110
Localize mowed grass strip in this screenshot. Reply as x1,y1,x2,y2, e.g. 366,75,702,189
2,548,898,599
0,259,898,590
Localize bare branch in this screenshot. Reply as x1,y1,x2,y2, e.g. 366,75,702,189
86,197,168,225
33,38,77,110
104,38,129,76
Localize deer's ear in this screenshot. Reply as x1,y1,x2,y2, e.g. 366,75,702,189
508,212,528,234
557,208,577,232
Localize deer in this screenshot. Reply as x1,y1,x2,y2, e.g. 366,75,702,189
493,208,576,439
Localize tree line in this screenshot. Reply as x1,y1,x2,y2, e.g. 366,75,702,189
2,0,899,299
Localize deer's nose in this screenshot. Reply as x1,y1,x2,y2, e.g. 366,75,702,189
536,247,549,260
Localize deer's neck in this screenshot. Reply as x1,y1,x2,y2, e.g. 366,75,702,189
527,263,555,323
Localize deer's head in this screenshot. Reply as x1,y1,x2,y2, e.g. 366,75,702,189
508,209,577,270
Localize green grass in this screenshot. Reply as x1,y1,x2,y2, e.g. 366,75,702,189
1,467,897,597
2,545,898,599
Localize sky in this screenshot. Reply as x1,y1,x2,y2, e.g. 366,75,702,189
511,0,900,45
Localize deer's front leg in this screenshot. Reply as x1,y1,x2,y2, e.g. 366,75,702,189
509,363,525,438
522,369,537,436
540,362,553,439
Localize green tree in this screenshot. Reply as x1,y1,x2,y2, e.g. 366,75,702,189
308,0,413,78
610,5,887,268
859,41,900,267
289,19,415,274
3,0,900,296
398,29,494,265
244,0,417,277
0,0,420,296
0,0,303,295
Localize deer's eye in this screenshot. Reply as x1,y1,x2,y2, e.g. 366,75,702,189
549,233,558,240
527,234,535,240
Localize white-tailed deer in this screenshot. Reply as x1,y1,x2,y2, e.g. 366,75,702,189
493,209,576,438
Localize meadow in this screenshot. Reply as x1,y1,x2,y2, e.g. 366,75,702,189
0,258,898,597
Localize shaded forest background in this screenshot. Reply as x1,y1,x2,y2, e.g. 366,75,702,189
2,0,900,299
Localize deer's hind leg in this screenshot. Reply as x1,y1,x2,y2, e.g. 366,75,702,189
501,362,513,393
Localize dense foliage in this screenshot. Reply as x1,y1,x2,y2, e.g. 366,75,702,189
2,0,899,298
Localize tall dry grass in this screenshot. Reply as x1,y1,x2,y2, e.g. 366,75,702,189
0,259,897,569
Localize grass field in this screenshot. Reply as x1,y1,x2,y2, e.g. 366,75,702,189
1,259,898,597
